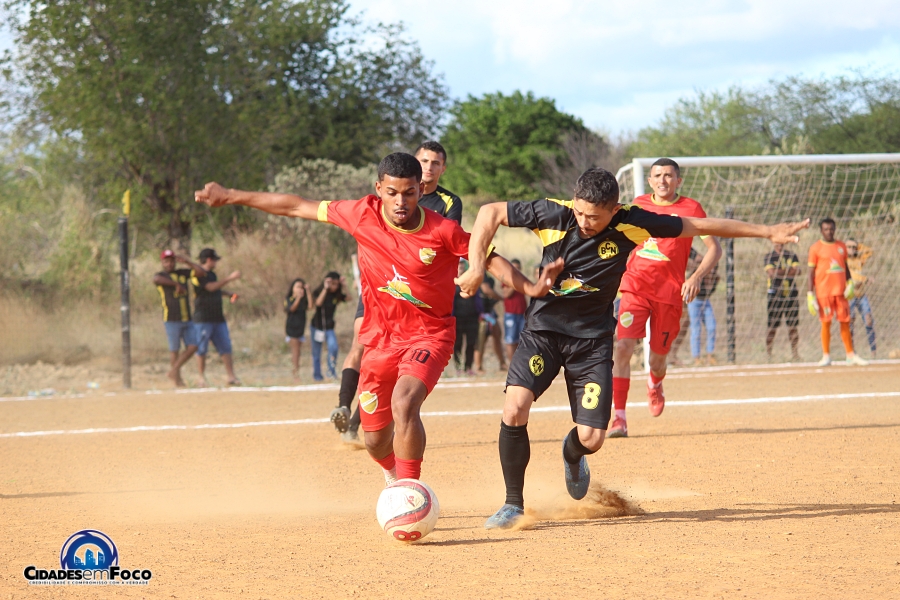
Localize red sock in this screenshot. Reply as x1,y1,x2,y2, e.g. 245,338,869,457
373,452,396,472
612,377,630,410
395,457,423,480
649,372,665,388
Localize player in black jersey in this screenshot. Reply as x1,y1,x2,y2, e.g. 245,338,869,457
458,167,809,529
330,140,464,444
764,243,802,361
153,249,208,387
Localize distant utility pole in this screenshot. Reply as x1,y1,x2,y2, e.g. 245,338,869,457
118,190,132,389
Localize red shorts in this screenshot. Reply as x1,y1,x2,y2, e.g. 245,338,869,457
357,338,453,432
817,294,850,323
616,292,683,355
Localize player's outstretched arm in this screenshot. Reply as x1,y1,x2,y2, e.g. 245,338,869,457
457,203,509,296
485,255,565,299
194,182,321,220
680,217,810,244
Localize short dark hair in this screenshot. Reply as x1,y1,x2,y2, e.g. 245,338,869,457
820,217,836,228
573,168,619,207
378,152,422,182
651,157,681,177
414,140,447,162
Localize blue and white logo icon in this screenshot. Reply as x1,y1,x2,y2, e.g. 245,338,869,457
60,530,119,570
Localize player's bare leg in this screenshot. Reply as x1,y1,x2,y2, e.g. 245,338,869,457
363,375,428,482
196,354,209,387
490,325,507,370
168,345,197,387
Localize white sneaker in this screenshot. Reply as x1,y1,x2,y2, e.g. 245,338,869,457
846,354,869,366
383,467,398,487
817,355,831,367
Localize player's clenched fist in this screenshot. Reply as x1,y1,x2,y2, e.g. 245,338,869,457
195,182,230,207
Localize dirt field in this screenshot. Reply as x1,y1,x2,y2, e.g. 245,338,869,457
2,361,899,599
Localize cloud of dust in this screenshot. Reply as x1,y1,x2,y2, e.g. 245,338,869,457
511,482,644,530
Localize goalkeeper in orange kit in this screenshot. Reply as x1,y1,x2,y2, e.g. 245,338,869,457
806,218,868,367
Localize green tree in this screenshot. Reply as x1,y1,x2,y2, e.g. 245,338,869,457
632,73,900,158
3,0,447,247
441,91,586,198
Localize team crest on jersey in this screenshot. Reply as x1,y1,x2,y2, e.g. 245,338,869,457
529,355,545,376
619,311,634,328
359,391,378,414
419,248,436,265
550,275,600,296
598,240,619,259
636,238,670,262
828,259,843,273
378,266,432,308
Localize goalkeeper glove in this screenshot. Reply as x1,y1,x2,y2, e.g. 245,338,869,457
807,292,819,316
843,280,855,300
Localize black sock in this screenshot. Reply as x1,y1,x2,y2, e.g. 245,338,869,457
499,421,530,508
338,368,360,409
563,427,596,464
348,405,361,431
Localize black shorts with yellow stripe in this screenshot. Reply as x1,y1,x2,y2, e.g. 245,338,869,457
506,329,612,430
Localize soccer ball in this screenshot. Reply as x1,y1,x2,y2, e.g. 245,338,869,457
376,478,440,542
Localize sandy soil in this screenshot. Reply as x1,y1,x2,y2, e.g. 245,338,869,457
2,362,899,598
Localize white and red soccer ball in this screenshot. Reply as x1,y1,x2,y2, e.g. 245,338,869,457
376,479,440,542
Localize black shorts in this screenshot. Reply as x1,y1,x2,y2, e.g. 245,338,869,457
355,296,364,320
506,329,613,430
767,294,799,329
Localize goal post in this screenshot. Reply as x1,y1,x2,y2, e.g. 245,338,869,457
616,153,900,369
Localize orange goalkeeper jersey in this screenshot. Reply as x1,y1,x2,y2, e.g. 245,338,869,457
808,240,848,298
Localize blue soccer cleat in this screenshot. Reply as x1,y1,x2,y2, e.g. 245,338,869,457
484,504,525,530
562,439,590,500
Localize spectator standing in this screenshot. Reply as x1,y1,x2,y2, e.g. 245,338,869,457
453,259,481,375
474,274,508,373
310,272,347,381
500,258,528,363
192,247,242,386
285,278,311,380
687,251,720,365
153,250,207,387
764,243,801,361
668,248,702,366
845,239,877,358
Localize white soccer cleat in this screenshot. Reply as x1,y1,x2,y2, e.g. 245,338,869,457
816,355,831,367
383,467,398,487
846,354,869,366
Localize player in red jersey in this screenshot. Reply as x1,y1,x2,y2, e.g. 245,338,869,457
195,153,561,486
609,158,723,438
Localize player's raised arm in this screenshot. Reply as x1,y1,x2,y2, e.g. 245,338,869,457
456,202,509,297
680,217,810,244
194,182,322,220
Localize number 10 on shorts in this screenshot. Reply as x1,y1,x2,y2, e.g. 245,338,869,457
582,383,601,409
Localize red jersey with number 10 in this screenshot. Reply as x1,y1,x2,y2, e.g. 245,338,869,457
318,195,470,349
619,193,707,306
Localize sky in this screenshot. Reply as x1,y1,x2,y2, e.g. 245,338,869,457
348,0,900,133
2,1,899,133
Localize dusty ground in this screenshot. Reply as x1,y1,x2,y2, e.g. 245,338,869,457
2,362,899,599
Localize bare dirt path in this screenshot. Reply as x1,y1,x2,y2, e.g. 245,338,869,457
2,363,899,598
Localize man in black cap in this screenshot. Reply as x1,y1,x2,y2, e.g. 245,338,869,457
191,248,242,386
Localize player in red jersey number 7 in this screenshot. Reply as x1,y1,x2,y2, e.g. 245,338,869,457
195,153,563,488
610,158,723,438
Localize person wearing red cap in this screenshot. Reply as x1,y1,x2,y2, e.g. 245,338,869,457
152,250,208,387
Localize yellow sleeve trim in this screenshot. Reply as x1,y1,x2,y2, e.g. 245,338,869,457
437,191,454,213
807,262,816,267
531,228,568,247
486,243,496,256
615,223,651,244
546,198,574,209
317,201,331,222
699,235,709,239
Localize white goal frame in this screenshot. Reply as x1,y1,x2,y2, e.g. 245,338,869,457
615,153,900,373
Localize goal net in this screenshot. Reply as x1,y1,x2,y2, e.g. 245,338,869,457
616,154,900,366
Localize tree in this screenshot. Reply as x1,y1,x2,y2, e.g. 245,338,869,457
631,72,900,158
441,91,586,199
3,0,448,247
